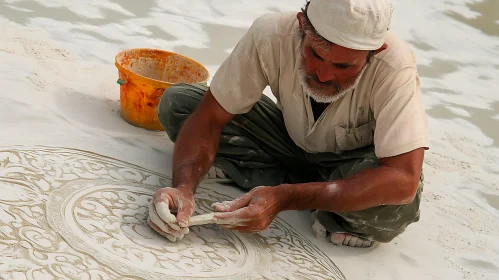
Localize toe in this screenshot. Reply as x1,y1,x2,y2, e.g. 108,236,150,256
348,236,358,247
342,234,352,245
355,238,364,247
330,233,376,248
362,240,373,247
330,233,346,246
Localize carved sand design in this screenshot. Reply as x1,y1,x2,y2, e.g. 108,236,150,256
0,147,345,280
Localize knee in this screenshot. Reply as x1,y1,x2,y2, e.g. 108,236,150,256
157,83,205,142
359,202,422,243
370,213,421,243
335,214,420,244
157,86,182,141
318,188,422,243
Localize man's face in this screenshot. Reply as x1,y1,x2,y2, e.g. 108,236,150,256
297,16,371,103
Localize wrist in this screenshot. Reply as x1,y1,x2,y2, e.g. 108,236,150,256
274,184,296,211
175,184,196,195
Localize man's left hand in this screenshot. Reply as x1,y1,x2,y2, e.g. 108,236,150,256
211,186,287,233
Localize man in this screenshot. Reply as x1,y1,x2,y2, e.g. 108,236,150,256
148,0,429,248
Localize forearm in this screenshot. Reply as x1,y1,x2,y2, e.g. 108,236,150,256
171,116,221,194
170,89,234,195
281,164,420,213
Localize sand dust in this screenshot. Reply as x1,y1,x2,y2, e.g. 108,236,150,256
211,200,235,212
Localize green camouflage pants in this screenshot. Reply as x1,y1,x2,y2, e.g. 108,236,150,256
157,83,423,243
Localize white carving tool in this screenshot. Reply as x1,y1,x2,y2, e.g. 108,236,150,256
187,213,219,226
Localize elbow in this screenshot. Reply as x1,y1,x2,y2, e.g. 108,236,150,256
398,173,421,205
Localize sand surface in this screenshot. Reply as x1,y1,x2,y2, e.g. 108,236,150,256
0,0,498,279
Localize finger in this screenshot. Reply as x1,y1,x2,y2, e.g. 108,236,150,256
148,201,183,237
148,219,185,241
180,227,190,235
212,194,251,213
155,201,180,231
176,202,195,228
214,207,251,226
153,191,173,205
220,224,248,231
148,218,176,241
147,218,176,242
211,201,232,212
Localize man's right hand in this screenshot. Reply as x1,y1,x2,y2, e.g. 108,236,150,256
148,88,234,241
147,187,195,242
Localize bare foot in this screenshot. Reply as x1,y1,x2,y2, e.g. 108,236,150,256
311,211,327,238
330,233,377,248
310,211,377,248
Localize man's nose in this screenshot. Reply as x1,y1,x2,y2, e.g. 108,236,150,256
316,62,335,82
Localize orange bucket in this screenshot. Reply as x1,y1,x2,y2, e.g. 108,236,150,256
115,48,210,130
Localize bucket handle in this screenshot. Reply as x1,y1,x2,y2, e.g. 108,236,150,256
117,70,131,85
117,78,127,85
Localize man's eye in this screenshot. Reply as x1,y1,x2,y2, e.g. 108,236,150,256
335,64,351,69
310,49,322,60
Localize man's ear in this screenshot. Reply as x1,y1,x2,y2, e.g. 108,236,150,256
297,12,304,31
375,43,388,55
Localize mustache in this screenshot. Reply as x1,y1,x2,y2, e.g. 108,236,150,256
305,75,342,91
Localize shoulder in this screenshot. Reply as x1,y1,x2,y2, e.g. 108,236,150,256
373,32,418,72
363,32,420,95
248,12,300,42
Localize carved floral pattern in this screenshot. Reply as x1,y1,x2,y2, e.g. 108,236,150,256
0,147,344,280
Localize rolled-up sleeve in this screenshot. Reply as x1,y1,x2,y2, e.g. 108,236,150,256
209,17,270,115
371,66,429,158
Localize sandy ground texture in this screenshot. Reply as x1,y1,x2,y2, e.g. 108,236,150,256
0,0,498,279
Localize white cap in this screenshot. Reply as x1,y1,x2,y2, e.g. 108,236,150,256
307,0,394,50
